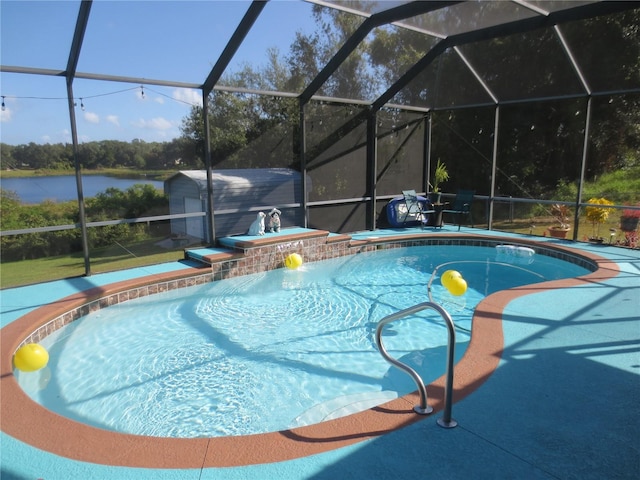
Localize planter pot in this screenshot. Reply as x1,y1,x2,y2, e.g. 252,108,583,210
426,204,445,227
548,227,569,239
620,216,639,232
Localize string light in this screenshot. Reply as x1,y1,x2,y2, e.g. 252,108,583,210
0,84,199,108
0,86,138,103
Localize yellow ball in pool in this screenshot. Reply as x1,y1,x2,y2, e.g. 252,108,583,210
440,270,462,289
447,276,468,296
285,253,303,269
14,343,49,372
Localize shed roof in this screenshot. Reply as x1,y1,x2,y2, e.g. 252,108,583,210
165,168,301,194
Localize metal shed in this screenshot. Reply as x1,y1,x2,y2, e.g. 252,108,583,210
164,168,306,242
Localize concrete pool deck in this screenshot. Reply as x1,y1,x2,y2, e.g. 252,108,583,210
1,227,639,479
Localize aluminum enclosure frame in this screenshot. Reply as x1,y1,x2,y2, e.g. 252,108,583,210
1,0,639,276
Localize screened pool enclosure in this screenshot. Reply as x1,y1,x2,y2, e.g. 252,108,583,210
1,0,639,285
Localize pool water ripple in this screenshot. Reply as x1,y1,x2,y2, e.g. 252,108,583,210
16,245,589,438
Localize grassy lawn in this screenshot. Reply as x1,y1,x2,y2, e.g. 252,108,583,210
492,215,633,244
0,168,175,180
0,240,186,290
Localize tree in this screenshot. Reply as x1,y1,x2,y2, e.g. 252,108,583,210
1,143,16,169
85,184,168,219
51,5,631,201
178,3,374,168
286,3,374,99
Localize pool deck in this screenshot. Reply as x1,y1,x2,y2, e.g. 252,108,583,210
1,227,639,480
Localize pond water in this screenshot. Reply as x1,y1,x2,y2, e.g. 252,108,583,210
1,175,165,204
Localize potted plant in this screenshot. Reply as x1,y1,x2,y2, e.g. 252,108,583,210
585,197,614,242
429,159,449,204
620,204,640,248
620,203,640,232
547,203,571,239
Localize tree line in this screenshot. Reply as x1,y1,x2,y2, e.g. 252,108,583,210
0,137,203,172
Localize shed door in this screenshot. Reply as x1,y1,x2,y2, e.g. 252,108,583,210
184,197,204,239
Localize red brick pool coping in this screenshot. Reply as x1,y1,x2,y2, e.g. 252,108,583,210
0,237,620,468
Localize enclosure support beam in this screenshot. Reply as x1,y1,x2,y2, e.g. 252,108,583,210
199,1,267,243
299,102,309,228
574,97,593,241
201,1,267,94
424,114,432,195
202,91,216,244
488,106,500,229
66,0,93,277
367,109,379,230
66,82,91,276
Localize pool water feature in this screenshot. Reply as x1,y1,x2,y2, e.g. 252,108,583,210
16,245,589,438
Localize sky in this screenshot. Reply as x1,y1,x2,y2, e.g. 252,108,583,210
0,0,320,145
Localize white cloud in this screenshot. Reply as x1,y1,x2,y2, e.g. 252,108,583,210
154,96,165,104
1,97,16,123
106,115,120,127
0,107,11,122
173,88,202,106
60,129,72,143
84,112,100,124
132,117,173,130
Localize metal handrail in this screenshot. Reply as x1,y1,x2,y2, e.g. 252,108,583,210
375,301,458,428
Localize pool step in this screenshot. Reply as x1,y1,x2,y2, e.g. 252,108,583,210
290,390,398,428
184,228,346,267
184,247,243,266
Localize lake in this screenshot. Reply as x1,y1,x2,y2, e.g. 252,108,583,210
1,175,165,204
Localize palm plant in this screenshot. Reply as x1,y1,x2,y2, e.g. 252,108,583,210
430,159,449,193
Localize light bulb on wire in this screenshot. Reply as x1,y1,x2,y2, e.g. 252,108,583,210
1,96,5,112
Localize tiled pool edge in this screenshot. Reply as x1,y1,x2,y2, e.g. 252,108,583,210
0,232,619,469
18,233,598,347
16,270,214,347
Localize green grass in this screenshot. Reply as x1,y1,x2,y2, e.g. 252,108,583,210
492,214,633,244
0,240,186,289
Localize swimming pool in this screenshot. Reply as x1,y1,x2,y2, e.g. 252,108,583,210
16,244,589,438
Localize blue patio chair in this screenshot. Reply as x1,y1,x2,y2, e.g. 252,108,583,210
401,189,435,227
401,190,423,222
385,191,433,227
442,190,475,230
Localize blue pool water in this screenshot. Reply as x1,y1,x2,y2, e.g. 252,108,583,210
17,245,589,438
